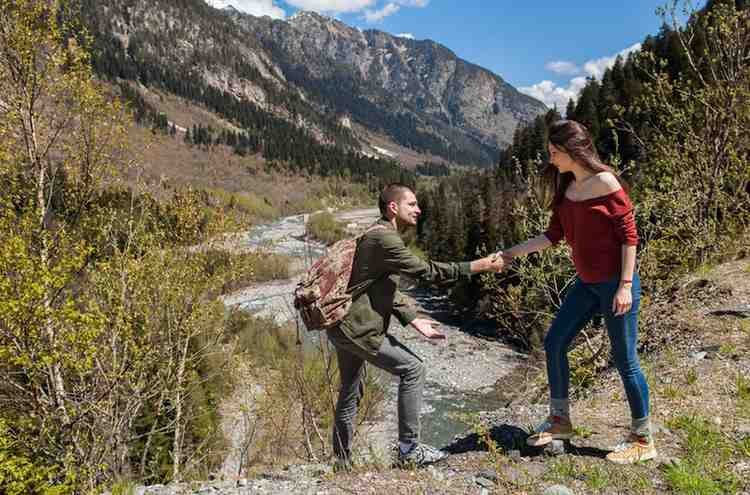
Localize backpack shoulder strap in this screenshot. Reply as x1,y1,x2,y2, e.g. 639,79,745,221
356,222,390,240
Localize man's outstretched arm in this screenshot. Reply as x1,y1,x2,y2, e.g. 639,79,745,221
381,231,503,284
385,232,503,332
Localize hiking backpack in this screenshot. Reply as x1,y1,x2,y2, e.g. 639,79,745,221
293,224,385,331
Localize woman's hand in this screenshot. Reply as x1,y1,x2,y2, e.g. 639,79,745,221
612,284,633,316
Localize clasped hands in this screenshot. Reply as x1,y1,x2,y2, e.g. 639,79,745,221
482,250,512,273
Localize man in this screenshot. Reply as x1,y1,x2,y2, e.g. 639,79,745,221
328,183,504,469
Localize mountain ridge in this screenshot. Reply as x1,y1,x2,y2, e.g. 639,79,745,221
82,0,547,167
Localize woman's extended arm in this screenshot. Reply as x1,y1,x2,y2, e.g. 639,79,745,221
501,234,553,260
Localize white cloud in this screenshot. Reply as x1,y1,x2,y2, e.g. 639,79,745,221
284,0,377,13
519,77,587,112
582,43,641,79
544,60,580,76
396,32,415,39
207,0,286,18
361,0,429,22
282,0,426,20
363,2,400,22
396,0,429,6
522,43,642,111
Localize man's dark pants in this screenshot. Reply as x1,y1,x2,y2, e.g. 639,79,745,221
327,326,425,460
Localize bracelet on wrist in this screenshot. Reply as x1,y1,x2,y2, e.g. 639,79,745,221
620,279,633,285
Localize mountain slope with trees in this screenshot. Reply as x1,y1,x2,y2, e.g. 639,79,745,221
417,0,749,348
80,0,546,168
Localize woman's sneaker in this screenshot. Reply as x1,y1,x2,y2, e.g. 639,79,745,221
605,434,657,464
397,443,449,467
526,415,574,447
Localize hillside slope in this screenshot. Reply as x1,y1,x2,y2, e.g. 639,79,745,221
131,256,750,494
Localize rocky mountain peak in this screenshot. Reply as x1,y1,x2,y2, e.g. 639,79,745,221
85,0,548,166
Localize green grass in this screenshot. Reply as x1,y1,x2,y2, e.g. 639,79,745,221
208,188,280,220
686,367,699,386
718,343,738,358
203,249,290,294
573,425,594,439
110,481,138,495
582,464,611,491
662,385,687,400
739,437,750,458
546,457,655,494
547,457,578,480
569,350,597,391
737,374,750,402
663,415,741,494
737,374,750,422
306,211,348,245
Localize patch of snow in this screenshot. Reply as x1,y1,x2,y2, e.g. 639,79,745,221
372,145,397,158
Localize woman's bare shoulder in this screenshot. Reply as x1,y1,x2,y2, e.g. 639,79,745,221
589,171,622,195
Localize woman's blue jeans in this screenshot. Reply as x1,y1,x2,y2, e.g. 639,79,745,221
544,274,649,420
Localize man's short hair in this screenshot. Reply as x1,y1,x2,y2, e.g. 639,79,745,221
378,183,414,216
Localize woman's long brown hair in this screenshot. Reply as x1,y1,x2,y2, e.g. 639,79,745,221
545,119,629,207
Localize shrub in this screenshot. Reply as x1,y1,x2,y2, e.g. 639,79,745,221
224,311,385,471
306,211,348,245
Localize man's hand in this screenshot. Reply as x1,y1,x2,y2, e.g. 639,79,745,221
472,254,504,273
410,318,446,341
486,252,505,273
492,248,516,265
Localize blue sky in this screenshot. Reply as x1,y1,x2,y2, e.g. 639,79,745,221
206,0,691,109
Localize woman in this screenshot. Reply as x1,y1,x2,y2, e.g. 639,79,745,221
500,119,656,464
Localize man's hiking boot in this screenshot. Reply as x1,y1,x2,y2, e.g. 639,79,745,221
396,443,448,468
605,434,657,464
332,456,353,473
526,415,574,447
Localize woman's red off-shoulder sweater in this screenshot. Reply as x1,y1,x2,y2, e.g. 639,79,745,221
544,188,639,283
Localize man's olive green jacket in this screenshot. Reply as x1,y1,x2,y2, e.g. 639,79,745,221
337,218,472,356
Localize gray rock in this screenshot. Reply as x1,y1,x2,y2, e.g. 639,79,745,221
691,351,708,360
659,456,682,468
708,305,750,318
476,476,496,488
476,469,498,482
426,465,445,481
544,485,574,495
736,424,750,437
544,439,566,456
652,423,672,435
508,449,522,461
